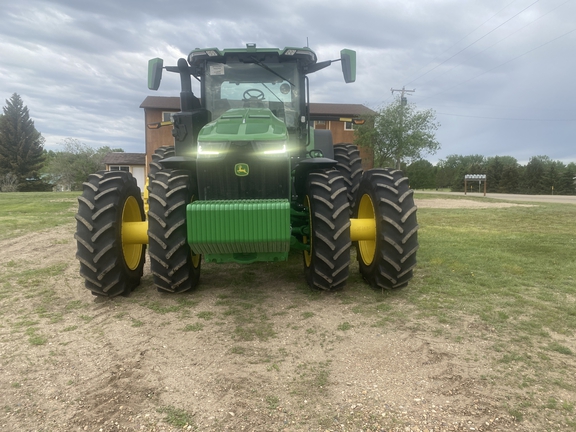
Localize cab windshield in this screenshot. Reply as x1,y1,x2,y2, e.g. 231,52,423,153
204,61,301,129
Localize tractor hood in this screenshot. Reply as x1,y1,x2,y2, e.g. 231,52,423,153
198,108,288,142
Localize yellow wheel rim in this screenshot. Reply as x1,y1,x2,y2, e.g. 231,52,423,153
303,195,312,267
357,193,376,266
122,196,144,270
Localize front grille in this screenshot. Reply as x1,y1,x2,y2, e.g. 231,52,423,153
196,145,289,200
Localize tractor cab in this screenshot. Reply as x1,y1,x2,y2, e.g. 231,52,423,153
201,56,301,129
148,45,356,160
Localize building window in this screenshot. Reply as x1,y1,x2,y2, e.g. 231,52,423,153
162,112,176,122
314,120,326,128
110,166,130,172
344,121,354,131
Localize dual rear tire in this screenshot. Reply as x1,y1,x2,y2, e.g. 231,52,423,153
303,170,351,291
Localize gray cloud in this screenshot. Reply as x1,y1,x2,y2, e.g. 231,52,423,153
1,0,574,164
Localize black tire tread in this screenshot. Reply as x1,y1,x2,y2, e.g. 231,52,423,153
148,169,200,293
355,168,419,290
75,171,146,297
304,170,351,291
333,143,363,213
148,146,175,181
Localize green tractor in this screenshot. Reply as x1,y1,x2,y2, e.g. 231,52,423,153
75,44,419,297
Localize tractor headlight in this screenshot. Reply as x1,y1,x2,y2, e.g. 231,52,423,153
254,141,288,156
197,141,228,158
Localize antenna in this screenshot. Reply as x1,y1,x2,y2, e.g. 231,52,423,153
306,37,309,47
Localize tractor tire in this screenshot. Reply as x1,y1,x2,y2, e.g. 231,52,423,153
148,146,175,181
303,170,351,291
145,146,175,215
75,171,146,297
333,143,363,213
354,168,419,289
148,169,201,293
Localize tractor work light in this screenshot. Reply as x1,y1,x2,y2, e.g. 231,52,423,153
191,49,219,57
188,49,221,65
254,141,288,156
197,141,228,158
282,48,316,62
263,145,287,155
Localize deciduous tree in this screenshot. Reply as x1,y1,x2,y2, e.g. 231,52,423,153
355,97,440,169
43,138,123,191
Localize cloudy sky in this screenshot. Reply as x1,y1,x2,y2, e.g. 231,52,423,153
1,0,574,165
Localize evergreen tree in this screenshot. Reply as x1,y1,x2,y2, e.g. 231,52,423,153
485,156,519,193
522,156,549,194
499,164,520,193
432,154,573,195
558,163,576,195
435,154,484,192
542,160,563,195
0,93,46,190
405,159,436,189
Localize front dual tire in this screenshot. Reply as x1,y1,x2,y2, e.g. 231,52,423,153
147,169,201,293
75,171,146,297
303,170,351,291
354,169,419,289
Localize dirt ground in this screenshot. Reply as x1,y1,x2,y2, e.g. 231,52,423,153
0,199,547,431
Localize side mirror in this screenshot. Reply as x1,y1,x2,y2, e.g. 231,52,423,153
340,49,356,83
148,58,164,90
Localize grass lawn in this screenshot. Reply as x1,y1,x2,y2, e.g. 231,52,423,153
1,190,576,427
408,193,576,424
0,191,80,240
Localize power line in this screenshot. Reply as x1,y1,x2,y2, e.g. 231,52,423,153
421,26,576,102
418,0,573,87
402,0,520,84
404,0,541,87
433,100,576,113
436,112,576,121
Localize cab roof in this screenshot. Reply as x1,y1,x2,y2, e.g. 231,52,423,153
187,44,318,69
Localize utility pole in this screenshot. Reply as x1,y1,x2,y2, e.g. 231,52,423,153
390,87,415,169
390,86,415,106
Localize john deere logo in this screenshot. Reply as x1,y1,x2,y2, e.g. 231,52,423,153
235,163,249,177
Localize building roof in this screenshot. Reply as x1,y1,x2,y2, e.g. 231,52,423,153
309,103,376,116
140,96,180,110
139,96,375,116
103,152,146,165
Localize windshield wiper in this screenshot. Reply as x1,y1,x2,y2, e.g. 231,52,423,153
250,56,295,87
